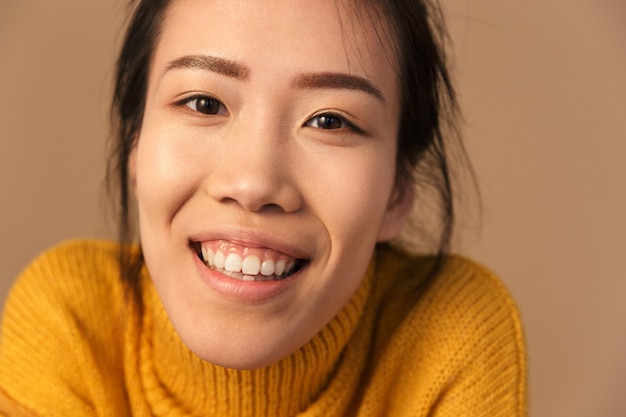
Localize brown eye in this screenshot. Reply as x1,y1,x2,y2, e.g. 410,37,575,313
184,95,226,115
316,115,341,129
305,113,353,130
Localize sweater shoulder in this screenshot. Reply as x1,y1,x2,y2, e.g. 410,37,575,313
0,240,131,415
369,246,527,415
4,239,126,312
376,246,524,340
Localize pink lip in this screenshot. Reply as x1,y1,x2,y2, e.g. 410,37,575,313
192,249,301,303
188,229,310,303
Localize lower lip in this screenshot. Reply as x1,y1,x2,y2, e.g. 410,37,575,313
192,251,300,303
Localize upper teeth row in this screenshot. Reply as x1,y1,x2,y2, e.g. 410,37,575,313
201,247,296,277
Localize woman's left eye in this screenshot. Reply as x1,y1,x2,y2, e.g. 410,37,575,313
178,95,228,116
305,113,355,130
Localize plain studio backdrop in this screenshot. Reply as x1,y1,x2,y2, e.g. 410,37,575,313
1,1,625,416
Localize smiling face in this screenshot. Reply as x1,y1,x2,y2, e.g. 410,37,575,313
132,0,411,369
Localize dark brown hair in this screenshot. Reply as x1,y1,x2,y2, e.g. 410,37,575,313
108,0,471,302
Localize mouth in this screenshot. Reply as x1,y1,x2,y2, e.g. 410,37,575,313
191,240,307,282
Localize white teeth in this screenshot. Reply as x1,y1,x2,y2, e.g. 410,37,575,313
225,253,242,272
199,245,300,280
201,247,214,266
242,255,261,275
213,251,225,269
275,260,286,276
260,259,275,276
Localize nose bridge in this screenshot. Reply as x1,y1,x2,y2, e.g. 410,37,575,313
207,116,301,213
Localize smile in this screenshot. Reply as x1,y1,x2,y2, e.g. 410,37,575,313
193,240,306,282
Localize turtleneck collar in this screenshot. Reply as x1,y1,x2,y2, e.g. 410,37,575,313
135,258,376,417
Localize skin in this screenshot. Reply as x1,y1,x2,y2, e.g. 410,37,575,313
131,0,412,369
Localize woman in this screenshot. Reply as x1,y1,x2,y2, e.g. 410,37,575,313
0,0,526,415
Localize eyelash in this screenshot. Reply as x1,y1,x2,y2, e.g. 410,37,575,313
175,95,361,133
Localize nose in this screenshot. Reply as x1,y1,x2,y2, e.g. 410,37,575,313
206,126,303,213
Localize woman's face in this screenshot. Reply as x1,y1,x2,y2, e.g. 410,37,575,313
133,0,409,369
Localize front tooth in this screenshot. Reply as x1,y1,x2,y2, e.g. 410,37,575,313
275,260,286,276
225,253,242,272
260,259,275,276
214,251,226,269
242,255,261,275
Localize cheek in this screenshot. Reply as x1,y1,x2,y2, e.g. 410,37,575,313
302,147,397,246
296,148,397,327
134,125,206,220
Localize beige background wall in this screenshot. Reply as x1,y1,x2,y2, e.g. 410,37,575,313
1,1,625,416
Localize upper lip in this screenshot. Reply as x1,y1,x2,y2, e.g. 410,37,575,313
188,228,312,260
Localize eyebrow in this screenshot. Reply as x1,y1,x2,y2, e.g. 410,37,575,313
164,55,384,101
293,72,385,102
165,55,250,79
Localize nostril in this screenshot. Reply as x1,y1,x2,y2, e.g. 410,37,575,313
261,203,286,213
219,196,240,206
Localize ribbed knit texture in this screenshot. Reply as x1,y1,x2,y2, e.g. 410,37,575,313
0,240,526,416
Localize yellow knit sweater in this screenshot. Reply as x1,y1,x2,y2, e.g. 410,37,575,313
0,240,526,416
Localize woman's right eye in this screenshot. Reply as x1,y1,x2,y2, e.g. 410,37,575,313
181,95,228,115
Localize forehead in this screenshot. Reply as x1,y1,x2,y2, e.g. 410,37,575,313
153,0,398,85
